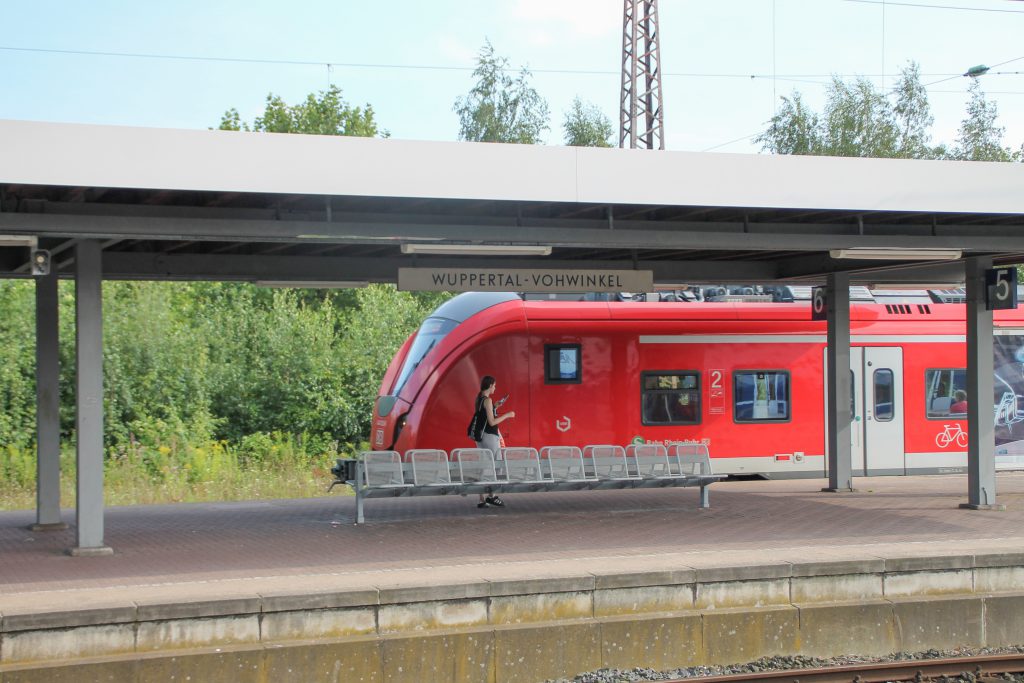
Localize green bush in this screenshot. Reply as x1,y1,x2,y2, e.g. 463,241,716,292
0,280,450,509
0,281,36,450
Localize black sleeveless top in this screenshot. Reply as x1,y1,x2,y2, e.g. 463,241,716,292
475,395,499,436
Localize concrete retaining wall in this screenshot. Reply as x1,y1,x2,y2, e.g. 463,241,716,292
2,552,1024,683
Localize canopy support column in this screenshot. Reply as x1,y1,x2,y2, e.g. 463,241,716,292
31,269,66,531
960,256,1003,511
70,240,112,556
824,272,854,492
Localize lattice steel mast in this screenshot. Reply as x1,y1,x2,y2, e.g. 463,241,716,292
619,0,664,150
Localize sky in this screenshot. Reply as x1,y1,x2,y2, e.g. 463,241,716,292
2,0,1023,155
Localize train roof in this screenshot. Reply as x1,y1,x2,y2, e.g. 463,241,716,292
435,290,1024,326
430,292,521,323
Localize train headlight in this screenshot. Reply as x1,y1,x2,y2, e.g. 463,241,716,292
392,413,409,447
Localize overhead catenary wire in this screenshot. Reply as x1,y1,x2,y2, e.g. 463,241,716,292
0,45,991,82
924,55,1024,86
842,0,1024,13
701,52,1024,152
4,9,1021,155
702,131,769,152
8,43,1005,153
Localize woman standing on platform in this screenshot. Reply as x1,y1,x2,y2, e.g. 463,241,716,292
472,375,515,508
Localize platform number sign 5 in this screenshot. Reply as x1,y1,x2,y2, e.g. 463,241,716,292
811,287,827,321
986,267,1018,311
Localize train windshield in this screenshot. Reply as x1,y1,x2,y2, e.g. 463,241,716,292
392,317,459,395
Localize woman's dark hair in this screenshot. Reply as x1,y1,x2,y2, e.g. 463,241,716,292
479,375,496,393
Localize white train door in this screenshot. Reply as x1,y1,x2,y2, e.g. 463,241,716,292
826,346,905,476
849,348,865,474
862,346,905,475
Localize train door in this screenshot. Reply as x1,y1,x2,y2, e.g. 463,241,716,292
849,348,865,474
826,347,905,476
861,347,905,475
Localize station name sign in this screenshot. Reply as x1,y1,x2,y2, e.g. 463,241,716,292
398,268,654,293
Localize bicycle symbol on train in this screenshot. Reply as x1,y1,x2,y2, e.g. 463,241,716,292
935,423,968,449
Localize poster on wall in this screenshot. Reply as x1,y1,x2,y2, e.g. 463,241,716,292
994,334,1024,466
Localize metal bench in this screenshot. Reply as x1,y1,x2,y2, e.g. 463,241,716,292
584,445,635,480
541,446,594,483
627,443,676,479
331,442,724,524
501,446,546,483
668,443,716,507
361,451,412,488
408,449,454,487
453,448,500,484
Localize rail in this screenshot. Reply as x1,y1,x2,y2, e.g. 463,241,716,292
329,443,722,523
666,652,1024,683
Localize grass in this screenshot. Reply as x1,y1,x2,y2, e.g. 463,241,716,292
0,433,356,511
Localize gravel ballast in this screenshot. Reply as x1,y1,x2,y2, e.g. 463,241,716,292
545,646,1024,682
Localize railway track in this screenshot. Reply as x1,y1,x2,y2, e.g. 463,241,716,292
667,653,1024,683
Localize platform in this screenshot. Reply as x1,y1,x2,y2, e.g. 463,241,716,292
1,473,1023,612
2,474,1024,682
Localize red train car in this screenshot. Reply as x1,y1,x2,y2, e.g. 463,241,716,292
371,292,1024,478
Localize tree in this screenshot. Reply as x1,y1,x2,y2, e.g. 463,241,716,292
219,85,378,137
819,76,898,158
892,62,935,159
756,92,821,155
950,80,1019,162
454,40,549,144
756,63,942,160
563,98,614,147
0,281,36,450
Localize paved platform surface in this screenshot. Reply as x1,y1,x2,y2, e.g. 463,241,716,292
2,473,1023,615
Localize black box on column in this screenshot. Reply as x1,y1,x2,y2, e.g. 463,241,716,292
30,249,51,276
986,267,1018,310
811,286,828,320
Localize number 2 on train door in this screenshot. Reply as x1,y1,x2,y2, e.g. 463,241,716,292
708,369,725,415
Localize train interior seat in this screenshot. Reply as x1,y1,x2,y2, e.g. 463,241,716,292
930,396,952,414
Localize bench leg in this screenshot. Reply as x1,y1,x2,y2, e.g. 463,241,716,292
355,460,365,524
699,483,710,509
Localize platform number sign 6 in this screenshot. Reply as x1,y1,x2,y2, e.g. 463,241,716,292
986,267,1018,311
811,287,827,321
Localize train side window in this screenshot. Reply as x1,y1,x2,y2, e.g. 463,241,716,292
873,369,894,422
544,344,582,384
733,370,790,423
641,372,701,425
925,368,967,418
850,370,855,416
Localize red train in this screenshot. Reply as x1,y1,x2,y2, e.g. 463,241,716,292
372,291,1024,478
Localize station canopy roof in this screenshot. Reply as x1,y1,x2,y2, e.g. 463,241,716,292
1,118,1023,286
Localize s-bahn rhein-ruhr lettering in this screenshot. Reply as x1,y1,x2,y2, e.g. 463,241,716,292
398,268,654,293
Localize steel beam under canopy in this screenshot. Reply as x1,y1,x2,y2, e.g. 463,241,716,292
824,272,854,493
70,240,112,556
961,257,1003,511
32,270,65,531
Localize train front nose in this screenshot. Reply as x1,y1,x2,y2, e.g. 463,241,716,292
373,395,412,451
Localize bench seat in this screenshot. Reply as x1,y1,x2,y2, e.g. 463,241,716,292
330,444,724,523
